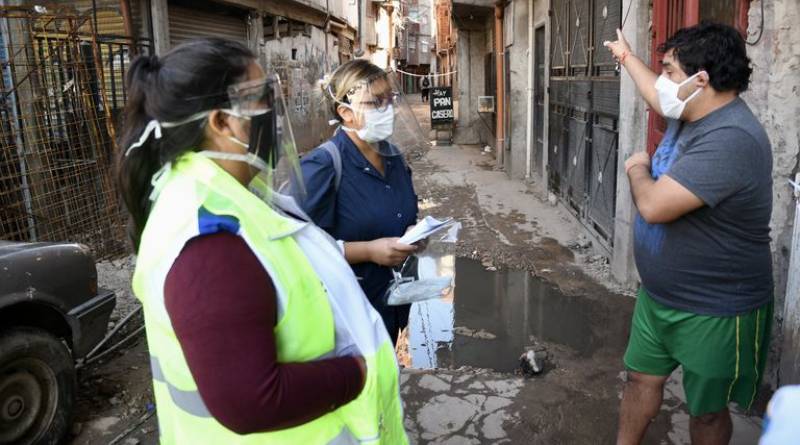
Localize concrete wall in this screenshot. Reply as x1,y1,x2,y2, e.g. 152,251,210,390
741,0,800,386
610,0,649,288
505,0,529,178
263,26,339,153
453,26,493,146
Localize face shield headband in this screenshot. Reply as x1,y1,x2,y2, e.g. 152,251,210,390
125,75,304,202
123,80,279,171
324,74,407,157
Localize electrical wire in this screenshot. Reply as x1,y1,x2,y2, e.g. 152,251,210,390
394,68,458,78
746,0,764,46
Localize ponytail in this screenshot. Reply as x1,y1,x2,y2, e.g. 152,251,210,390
115,38,255,249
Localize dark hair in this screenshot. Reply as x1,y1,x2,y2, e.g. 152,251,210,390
658,21,752,93
116,38,255,248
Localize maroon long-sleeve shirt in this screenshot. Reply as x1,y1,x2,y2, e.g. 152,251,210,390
163,232,364,434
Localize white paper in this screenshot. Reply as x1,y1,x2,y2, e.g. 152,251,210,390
398,215,455,245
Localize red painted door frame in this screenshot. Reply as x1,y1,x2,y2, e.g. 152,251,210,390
646,0,750,154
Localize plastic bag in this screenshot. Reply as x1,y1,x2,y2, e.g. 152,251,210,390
386,222,460,306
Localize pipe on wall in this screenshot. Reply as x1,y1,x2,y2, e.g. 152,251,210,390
494,2,505,167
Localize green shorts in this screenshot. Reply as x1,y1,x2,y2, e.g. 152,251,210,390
624,288,772,416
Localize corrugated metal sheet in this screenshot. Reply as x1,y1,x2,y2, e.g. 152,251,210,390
168,5,247,47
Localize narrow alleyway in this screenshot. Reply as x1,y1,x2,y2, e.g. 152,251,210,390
68,97,763,445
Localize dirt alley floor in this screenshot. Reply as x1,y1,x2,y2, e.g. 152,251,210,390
68,97,764,445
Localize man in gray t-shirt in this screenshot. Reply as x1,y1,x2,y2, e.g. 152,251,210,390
635,99,773,315
605,22,772,445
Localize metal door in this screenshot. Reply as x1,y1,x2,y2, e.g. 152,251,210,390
534,25,545,177
647,0,688,154
168,3,248,48
548,0,621,243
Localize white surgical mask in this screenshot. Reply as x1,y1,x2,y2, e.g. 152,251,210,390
654,71,706,120
343,105,395,143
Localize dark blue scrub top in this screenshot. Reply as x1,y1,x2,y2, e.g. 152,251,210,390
300,129,419,304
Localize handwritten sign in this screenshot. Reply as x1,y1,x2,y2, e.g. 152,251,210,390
429,87,454,125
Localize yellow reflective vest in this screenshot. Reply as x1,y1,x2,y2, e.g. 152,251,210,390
133,152,407,444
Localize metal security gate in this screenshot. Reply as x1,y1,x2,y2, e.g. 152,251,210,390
1,7,148,258
548,0,620,243
168,2,248,48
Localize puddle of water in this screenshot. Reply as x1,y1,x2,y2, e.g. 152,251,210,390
407,258,634,372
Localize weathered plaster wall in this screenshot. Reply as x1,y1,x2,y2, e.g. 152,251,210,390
505,0,529,179
454,27,491,146
263,26,339,152
611,0,649,288
741,0,800,386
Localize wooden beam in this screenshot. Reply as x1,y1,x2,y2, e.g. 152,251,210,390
150,0,169,54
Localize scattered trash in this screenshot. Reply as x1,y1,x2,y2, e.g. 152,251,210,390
547,192,558,206
519,349,545,377
108,412,155,445
454,326,497,340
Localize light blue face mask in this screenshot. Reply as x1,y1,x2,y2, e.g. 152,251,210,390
326,83,395,143
341,104,395,143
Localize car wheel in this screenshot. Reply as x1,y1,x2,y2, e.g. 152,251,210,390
0,327,75,445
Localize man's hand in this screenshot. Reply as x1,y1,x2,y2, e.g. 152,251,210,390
368,237,417,267
625,151,651,176
604,29,632,62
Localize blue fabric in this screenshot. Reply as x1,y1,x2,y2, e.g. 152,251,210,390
761,386,800,444
633,119,682,257
300,130,418,334
197,206,241,236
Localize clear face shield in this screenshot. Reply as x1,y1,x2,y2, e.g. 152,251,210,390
331,71,429,157
125,74,304,205
223,75,305,202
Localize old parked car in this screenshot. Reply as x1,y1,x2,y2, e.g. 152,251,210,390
0,241,116,445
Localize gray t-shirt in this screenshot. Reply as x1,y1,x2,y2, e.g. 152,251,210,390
634,97,773,316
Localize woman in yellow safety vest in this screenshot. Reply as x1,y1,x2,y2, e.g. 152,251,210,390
116,37,407,444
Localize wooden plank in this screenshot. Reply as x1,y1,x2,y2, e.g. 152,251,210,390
150,0,169,54
261,1,327,28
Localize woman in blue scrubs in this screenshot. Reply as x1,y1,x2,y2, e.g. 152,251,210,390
300,60,419,345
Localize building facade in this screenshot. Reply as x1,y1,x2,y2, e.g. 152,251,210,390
441,0,800,387
137,0,360,152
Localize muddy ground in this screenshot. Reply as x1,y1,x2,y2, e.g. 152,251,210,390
67,98,766,444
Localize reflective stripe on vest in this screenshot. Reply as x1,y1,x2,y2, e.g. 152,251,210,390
150,355,211,418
